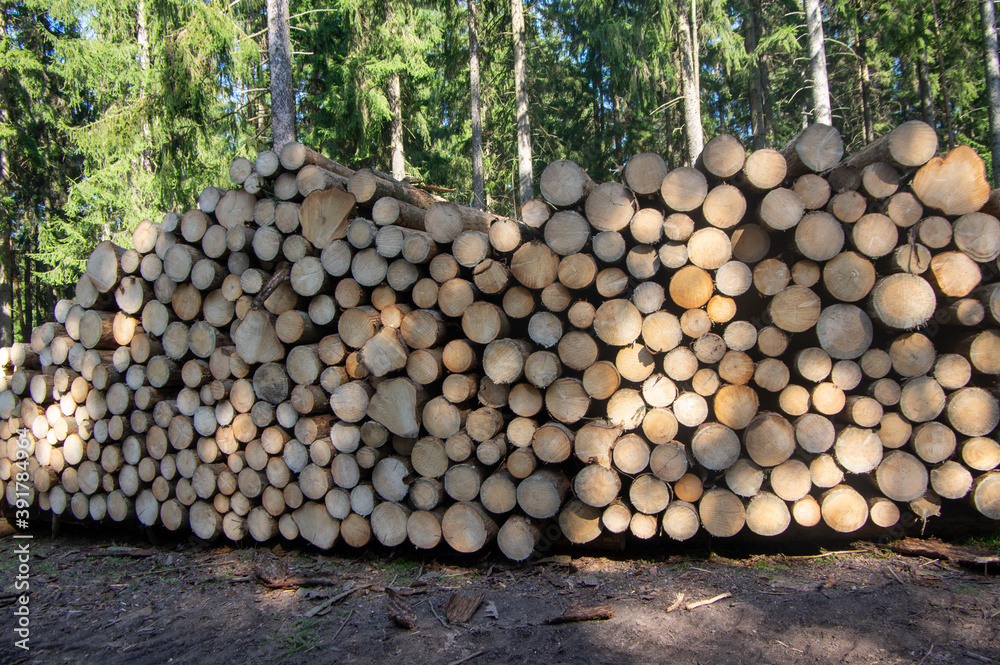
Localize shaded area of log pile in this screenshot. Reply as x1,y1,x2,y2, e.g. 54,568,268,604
2,121,999,559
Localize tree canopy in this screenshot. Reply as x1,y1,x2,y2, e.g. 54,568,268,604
1,0,997,341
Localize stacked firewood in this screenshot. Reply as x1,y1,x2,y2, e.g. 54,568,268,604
2,120,999,560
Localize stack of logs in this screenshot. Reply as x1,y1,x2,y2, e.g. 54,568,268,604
2,119,999,560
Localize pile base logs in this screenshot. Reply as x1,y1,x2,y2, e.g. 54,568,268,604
4,120,1000,560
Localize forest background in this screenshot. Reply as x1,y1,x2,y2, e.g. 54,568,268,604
1,0,998,346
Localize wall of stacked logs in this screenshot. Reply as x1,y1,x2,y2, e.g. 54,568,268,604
1,119,999,559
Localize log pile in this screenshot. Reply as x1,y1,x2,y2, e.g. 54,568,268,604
2,120,1000,559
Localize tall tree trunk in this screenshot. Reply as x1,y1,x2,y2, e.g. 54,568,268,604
929,0,955,148
661,76,675,168
803,0,833,125
691,0,700,94
0,31,12,347
612,89,623,164
678,1,703,164
916,8,936,127
136,0,154,177
746,0,766,148
22,222,33,337
468,0,485,209
984,0,1000,186
267,0,295,152
856,2,874,142
388,72,405,180
511,0,533,206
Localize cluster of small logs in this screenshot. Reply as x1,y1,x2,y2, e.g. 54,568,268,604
2,120,999,560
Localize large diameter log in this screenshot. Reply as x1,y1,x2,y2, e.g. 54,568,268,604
834,427,883,473
79,311,117,350
593,299,642,346
516,469,570,519
511,242,559,290
442,502,497,553
669,266,713,309
698,133,745,179
691,422,740,471
768,286,821,333
373,196,427,231
971,472,1000,519
780,123,844,177
953,212,1000,262
623,152,668,195
956,329,1000,375
820,485,868,533
698,488,746,537
745,491,791,537
733,150,785,195
86,241,126,293
296,165,348,197
279,141,352,177
424,201,493,243
539,159,594,207
946,387,999,437
497,515,542,561
899,375,946,423
298,187,356,248
816,304,873,360
743,412,795,467
367,378,425,438
911,145,991,216
585,182,636,232
875,450,929,502
660,167,708,212
869,274,936,329
292,502,340,549
233,310,285,364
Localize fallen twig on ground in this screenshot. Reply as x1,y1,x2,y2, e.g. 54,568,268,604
686,593,731,610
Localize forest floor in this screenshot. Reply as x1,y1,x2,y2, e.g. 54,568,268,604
0,522,998,665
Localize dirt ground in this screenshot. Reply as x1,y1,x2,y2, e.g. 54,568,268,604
0,524,998,665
